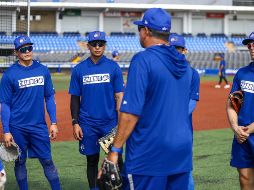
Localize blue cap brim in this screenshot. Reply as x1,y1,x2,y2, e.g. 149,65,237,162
242,38,254,45
133,20,144,26
16,43,33,50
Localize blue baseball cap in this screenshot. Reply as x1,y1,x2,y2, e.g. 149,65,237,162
169,33,186,48
87,31,107,42
133,8,171,32
112,50,119,57
14,35,33,50
242,32,254,45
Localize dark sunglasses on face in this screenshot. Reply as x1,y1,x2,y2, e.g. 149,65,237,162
18,45,33,53
247,42,254,50
89,41,106,47
138,25,145,32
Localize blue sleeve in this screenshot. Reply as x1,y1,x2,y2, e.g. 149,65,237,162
69,68,81,96
0,160,3,171
0,73,13,106
190,69,200,101
231,71,241,93
120,54,149,116
44,68,55,97
113,65,124,93
1,103,10,133
189,99,197,115
45,94,57,124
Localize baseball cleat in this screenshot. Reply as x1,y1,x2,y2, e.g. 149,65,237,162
224,84,230,89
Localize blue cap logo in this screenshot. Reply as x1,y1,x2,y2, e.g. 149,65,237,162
169,33,186,48
88,31,106,42
14,35,33,50
133,8,171,32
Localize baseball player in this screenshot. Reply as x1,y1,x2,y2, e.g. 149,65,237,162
69,31,124,190
169,33,200,190
0,160,6,190
226,31,254,190
215,53,230,89
112,50,120,62
99,8,194,190
0,36,61,190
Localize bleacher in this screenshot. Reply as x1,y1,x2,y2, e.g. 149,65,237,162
0,32,251,70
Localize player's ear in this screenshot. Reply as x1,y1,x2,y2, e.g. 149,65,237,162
86,43,91,50
144,27,151,37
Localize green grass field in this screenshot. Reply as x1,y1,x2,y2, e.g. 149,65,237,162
3,129,239,190
2,74,240,189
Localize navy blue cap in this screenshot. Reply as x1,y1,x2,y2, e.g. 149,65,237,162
112,50,119,57
87,31,106,42
242,32,254,45
169,33,186,48
220,53,225,58
133,8,171,32
14,36,33,50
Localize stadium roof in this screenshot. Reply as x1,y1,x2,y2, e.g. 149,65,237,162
2,2,254,12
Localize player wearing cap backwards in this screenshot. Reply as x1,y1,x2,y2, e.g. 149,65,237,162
227,32,254,190
112,50,120,62
98,8,194,190
0,36,61,190
215,53,230,89
0,160,6,190
69,31,124,190
169,33,200,190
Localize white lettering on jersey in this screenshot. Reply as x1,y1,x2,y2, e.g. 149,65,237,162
241,80,254,93
18,76,44,89
83,74,110,85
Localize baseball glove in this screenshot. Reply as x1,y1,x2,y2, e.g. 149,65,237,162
229,90,243,114
0,142,21,162
98,158,122,190
98,127,117,154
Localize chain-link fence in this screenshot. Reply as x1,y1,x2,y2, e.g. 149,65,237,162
0,0,29,65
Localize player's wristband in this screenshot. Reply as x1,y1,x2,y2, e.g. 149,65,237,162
72,119,79,126
51,122,57,125
111,146,123,154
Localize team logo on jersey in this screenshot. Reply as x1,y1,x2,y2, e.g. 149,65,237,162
83,73,110,85
240,80,254,93
18,76,44,89
80,144,85,151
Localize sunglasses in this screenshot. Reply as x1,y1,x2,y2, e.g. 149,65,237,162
138,25,145,32
88,41,106,47
247,42,254,50
18,45,33,53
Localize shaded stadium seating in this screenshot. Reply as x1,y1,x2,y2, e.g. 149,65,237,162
0,32,251,69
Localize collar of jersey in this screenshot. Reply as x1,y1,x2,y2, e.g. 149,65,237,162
16,60,36,69
88,55,106,66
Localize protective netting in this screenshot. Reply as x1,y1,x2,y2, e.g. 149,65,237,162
0,0,28,65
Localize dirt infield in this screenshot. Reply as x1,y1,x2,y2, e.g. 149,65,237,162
192,81,231,131
54,81,231,141
0,81,231,141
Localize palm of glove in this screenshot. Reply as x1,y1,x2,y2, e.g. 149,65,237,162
98,158,122,190
229,90,243,114
98,127,117,154
0,142,20,162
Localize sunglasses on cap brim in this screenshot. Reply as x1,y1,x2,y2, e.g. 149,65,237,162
18,45,33,53
88,41,106,47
